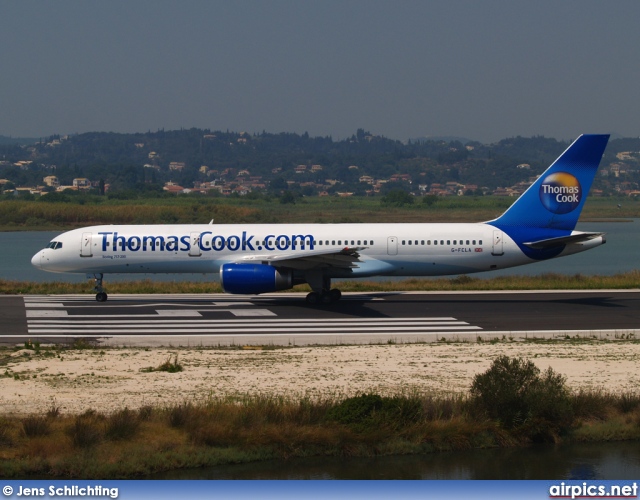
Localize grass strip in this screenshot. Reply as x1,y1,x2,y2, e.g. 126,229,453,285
1,271,639,295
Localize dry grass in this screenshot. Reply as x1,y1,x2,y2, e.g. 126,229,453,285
2,387,639,478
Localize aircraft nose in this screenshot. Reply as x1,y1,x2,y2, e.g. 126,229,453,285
31,252,42,269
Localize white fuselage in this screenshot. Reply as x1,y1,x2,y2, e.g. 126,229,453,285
31,222,604,278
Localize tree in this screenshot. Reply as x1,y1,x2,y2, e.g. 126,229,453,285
381,189,414,207
469,356,574,440
280,191,296,204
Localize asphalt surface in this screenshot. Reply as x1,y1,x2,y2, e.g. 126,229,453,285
2,291,639,346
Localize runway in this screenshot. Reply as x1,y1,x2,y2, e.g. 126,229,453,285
2,290,639,346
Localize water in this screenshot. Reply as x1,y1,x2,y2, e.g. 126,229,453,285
4,220,638,283
149,441,640,480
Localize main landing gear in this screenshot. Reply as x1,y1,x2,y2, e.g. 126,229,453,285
91,273,108,302
305,275,342,305
306,288,342,305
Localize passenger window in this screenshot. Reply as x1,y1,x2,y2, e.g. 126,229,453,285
402,240,406,245
332,241,335,245
453,240,457,245
479,240,483,245
466,240,469,245
447,240,451,245
421,240,424,245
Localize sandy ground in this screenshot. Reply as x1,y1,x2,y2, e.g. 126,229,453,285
2,341,639,415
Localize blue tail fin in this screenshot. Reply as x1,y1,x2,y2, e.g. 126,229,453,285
490,134,609,231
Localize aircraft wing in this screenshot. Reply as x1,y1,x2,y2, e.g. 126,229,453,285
523,232,605,250
235,246,366,270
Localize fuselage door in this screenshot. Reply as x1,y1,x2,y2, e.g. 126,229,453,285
189,231,202,257
387,236,398,256
492,230,504,256
80,232,93,257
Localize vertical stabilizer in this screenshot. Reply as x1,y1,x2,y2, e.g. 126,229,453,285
490,134,609,231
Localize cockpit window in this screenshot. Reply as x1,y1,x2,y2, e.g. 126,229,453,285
55,242,63,249
47,241,63,250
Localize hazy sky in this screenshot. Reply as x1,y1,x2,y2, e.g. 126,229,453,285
2,1,639,143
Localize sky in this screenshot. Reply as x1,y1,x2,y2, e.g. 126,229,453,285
1,0,639,143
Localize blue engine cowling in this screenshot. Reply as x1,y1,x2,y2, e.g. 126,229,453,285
220,263,293,294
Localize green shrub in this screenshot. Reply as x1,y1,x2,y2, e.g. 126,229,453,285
143,355,183,373
326,393,423,431
469,356,574,440
326,394,384,426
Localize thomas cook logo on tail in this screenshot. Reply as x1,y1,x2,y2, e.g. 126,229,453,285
539,172,582,214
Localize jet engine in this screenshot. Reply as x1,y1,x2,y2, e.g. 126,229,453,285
220,263,293,294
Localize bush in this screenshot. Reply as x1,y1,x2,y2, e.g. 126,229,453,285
21,415,51,437
381,189,414,207
326,394,384,426
469,356,574,440
326,393,423,431
105,408,140,440
66,410,103,449
0,419,15,446
168,402,195,428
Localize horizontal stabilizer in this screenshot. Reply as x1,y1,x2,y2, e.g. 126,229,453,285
523,232,605,250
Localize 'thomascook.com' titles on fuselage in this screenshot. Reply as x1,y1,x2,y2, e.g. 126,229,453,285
32,134,610,304
96,231,316,253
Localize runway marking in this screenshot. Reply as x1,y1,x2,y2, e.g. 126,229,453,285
27,317,460,324
22,293,383,302
28,326,481,334
26,310,69,317
24,302,66,308
156,310,202,317
22,295,483,338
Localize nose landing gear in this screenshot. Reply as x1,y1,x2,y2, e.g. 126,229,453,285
90,273,108,302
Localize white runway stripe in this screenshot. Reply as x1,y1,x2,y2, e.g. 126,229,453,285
27,317,459,324
23,293,382,301
27,321,471,329
22,295,483,337
28,326,481,334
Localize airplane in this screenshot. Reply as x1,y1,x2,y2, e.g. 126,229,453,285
31,134,610,304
